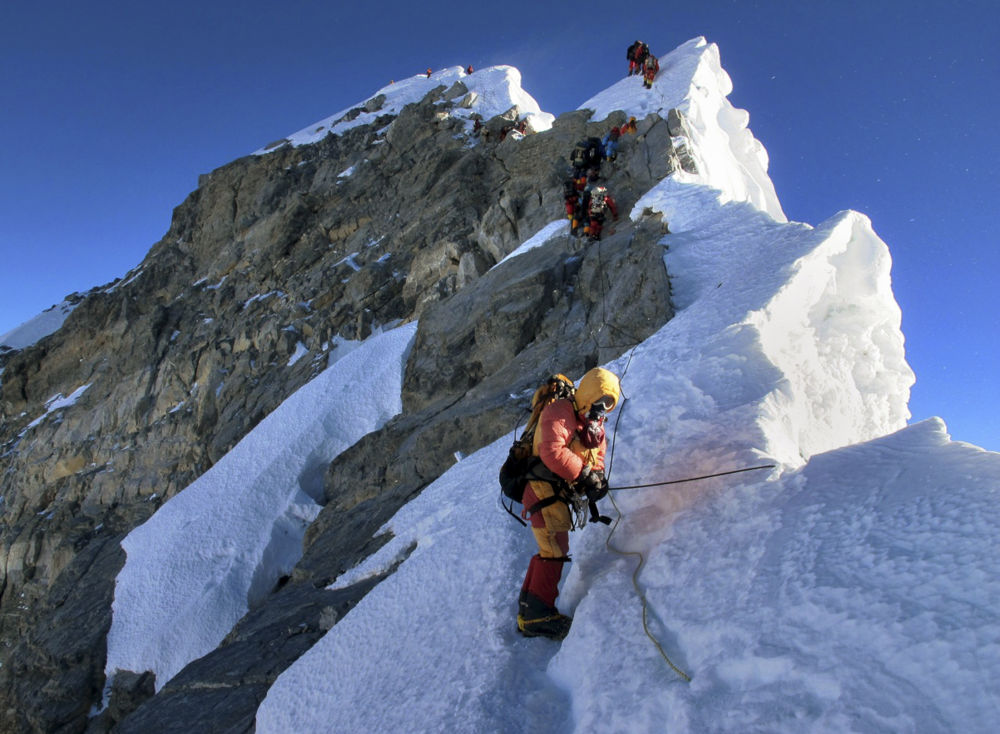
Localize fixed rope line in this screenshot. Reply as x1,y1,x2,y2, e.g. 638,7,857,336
604,387,692,683
611,464,777,491
590,230,645,354
607,488,692,683
587,230,691,681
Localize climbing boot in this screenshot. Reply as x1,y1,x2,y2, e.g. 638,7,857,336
517,592,573,640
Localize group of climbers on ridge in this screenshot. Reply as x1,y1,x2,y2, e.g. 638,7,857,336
418,52,655,641
563,119,639,241
558,43,662,240
627,40,660,89
390,49,678,646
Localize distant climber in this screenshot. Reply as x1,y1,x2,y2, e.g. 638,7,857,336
517,368,621,640
585,174,619,241
622,116,638,135
426,68,433,78
563,179,583,235
570,137,605,178
602,126,621,161
466,65,474,74
642,53,660,89
627,40,650,76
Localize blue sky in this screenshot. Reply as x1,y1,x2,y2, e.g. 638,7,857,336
1,0,996,450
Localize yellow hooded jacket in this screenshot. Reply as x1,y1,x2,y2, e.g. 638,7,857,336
527,367,621,530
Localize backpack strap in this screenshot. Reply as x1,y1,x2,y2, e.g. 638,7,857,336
502,495,528,526
524,494,561,516
523,461,573,516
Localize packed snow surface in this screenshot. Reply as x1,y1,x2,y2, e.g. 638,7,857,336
104,323,417,690
102,36,999,733
0,299,76,351
253,64,553,154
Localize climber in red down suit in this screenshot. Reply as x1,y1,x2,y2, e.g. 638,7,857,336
642,53,660,89
585,176,619,241
518,367,621,639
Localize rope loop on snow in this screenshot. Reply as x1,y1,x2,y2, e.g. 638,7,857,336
606,487,692,683
604,356,692,683
588,232,692,683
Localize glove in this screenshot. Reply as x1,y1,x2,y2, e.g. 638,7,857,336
576,467,609,501
577,467,612,525
592,470,609,501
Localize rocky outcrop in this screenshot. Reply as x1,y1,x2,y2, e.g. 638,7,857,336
0,79,679,732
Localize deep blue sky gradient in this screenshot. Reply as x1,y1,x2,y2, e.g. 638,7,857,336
1,0,997,449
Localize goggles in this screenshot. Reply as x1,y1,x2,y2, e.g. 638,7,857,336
592,395,616,411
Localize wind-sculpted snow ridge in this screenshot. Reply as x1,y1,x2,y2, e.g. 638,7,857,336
253,65,554,154
630,177,913,465
550,418,1000,733
581,37,785,223
104,323,416,693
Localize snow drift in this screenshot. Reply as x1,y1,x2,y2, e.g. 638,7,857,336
105,324,416,689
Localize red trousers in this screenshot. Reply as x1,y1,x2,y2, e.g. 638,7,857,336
520,483,570,608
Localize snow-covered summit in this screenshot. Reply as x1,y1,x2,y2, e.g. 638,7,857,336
582,37,785,222
253,64,554,154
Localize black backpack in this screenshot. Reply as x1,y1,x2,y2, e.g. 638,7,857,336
499,375,575,522
585,137,604,164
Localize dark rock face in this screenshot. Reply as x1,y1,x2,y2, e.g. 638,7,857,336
92,574,391,734
0,81,678,732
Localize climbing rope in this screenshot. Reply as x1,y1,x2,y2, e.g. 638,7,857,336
611,464,777,491
587,225,780,682
604,390,692,683
590,231,646,352
586,235,693,681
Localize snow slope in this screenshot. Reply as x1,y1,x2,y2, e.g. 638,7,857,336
255,417,999,733
0,299,76,352
104,323,416,690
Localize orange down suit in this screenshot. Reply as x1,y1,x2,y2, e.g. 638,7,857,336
520,367,621,608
